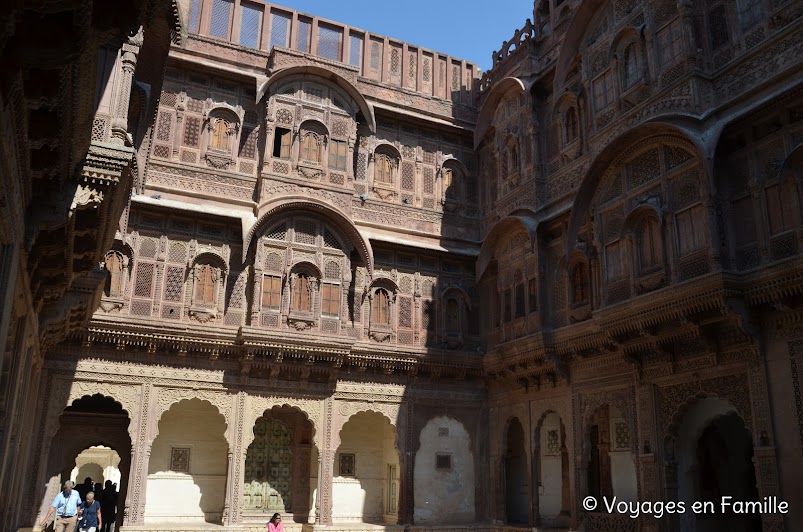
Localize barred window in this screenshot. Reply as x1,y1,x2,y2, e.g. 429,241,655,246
329,139,348,171
301,132,321,163
209,0,233,39
321,283,340,318
708,4,730,50
292,273,313,313
739,0,764,30
657,20,684,67
639,219,662,271
375,153,395,185
445,297,459,334
572,263,589,305
623,43,640,89
194,264,218,307
239,2,262,48
273,128,291,159
261,275,282,312
269,11,291,49
593,70,615,111
210,119,230,151
372,288,391,325
105,252,125,298
565,107,578,143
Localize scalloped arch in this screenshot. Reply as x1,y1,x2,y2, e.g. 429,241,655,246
475,77,529,149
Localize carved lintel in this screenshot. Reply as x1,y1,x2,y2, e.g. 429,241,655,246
189,307,217,323
204,152,235,169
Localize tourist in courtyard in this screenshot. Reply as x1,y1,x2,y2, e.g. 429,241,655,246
78,491,102,532
76,477,93,502
41,481,82,532
268,513,284,532
100,480,117,532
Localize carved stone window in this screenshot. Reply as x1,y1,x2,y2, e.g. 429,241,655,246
676,205,705,255
528,278,538,312
571,263,590,306
708,3,731,51
515,282,525,318
273,128,292,159
436,453,452,470
291,272,314,313
321,283,340,318
565,107,579,144
445,297,460,334
593,70,615,111
104,251,126,298
765,183,794,236
738,0,764,31
375,153,395,185
638,219,663,272
503,288,512,322
193,264,219,307
210,118,231,151
261,274,282,312
300,131,322,164
656,20,683,67
339,453,355,477
623,43,640,89
372,288,391,325
329,139,348,171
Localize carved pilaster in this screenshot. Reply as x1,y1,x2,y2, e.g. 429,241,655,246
111,27,143,143
126,382,153,526
315,396,334,525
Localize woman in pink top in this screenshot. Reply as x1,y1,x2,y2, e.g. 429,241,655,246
268,512,284,532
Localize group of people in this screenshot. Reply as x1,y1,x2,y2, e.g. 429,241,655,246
41,477,118,532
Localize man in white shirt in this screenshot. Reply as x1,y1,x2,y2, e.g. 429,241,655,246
41,480,82,532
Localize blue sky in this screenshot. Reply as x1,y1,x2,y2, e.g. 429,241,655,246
271,0,535,72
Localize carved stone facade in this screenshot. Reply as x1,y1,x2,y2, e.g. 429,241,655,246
1,1,802,532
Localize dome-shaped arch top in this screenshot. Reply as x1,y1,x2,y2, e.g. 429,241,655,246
475,77,529,149
261,65,376,133
477,214,537,280
246,198,374,278
565,122,705,258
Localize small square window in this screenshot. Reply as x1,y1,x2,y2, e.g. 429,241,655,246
436,453,452,470
170,447,190,472
339,453,355,476
438,427,449,437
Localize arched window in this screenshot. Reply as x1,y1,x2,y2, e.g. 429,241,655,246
105,251,125,297
372,288,391,325
446,297,460,334
571,263,589,305
194,264,218,306
623,43,639,89
639,219,662,271
443,165,461,200
210,118,230,151
510,145,519,172
375,153,395,184
565,107,578,143
292,272,313,313
300,132,321,163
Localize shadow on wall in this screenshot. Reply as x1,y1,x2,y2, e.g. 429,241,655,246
144,398,227,524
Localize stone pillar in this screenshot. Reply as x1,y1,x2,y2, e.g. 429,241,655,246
315,397,334,525
110,27,143,144
396,402,415,525
223,391,246,525
636,383,659,532
125,382,154,526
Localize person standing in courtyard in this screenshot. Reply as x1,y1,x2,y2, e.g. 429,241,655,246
78,491,102,532
100,480,117,532
268,512,284,532
40,480,82,532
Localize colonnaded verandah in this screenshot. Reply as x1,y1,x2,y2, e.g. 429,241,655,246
0,0,802,531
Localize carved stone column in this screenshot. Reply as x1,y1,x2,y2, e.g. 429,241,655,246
111,27,143,143
126,382,154,526
396,402,415,525
315,397,334,525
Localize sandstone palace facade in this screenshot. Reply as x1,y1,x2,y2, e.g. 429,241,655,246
1,0,802,531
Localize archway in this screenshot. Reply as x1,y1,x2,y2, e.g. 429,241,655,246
534,412,570,528
585,404,636,507
413,416,475,524
243,405,316,524
144,399,227,524
673,397,761,532
38,394,131,532
70,446,122,488
333,411,399,524
504,418,528,524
